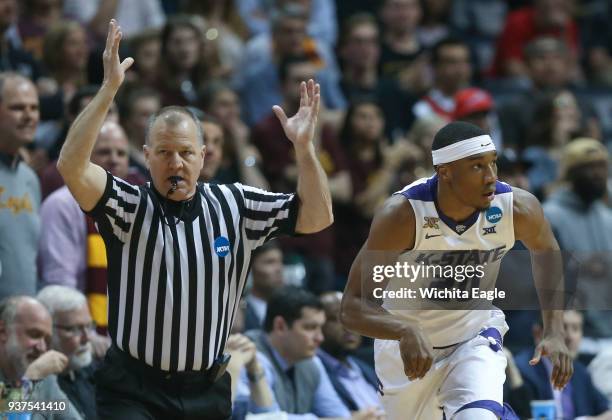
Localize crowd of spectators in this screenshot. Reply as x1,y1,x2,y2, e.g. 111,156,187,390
1,0,612,418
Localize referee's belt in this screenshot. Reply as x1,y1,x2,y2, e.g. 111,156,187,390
107,345,231,385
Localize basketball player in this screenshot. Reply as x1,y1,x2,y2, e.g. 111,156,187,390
340,122,573,419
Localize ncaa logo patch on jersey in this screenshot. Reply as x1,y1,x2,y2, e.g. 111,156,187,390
214,236,231,257
486,206,503,224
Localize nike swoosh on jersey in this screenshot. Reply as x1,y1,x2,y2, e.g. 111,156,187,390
425,233,441,239
480,143,492,147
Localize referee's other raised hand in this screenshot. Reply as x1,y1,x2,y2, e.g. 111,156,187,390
102,19,134,92
272,79,321,147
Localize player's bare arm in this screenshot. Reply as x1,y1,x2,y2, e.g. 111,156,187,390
513,186,574,389
57,20,133,211
341,194,434,380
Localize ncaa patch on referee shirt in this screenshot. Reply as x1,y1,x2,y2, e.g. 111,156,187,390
214,236,231,257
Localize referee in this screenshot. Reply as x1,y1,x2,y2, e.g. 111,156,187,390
57,20,333,419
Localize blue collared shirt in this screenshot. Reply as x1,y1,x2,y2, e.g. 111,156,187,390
239,346,351,420
317,349,382,410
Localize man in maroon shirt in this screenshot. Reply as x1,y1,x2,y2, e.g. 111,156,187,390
251,55,351,293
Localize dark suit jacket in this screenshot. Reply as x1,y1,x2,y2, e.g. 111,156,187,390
513,349,609,418
58,363,98,420
317,350,379,411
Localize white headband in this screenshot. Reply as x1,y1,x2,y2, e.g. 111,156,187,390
431,135,496,165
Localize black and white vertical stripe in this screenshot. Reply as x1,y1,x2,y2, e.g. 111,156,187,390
91,173,296,372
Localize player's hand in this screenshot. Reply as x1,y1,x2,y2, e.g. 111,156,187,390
273,79,320,147
399,325,434,380
24,350,68,380
102,19,134,91
530,333,573,389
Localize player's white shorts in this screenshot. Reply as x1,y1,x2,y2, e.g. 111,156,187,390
374,313,518,420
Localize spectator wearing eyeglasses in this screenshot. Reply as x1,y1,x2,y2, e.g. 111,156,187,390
37,285,103,420
0,295,83,420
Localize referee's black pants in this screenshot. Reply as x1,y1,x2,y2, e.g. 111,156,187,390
95,346,232,420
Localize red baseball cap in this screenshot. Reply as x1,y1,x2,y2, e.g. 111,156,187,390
453,88,494,120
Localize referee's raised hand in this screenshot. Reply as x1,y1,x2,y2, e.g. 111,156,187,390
273,79,321,147
102,19,134,91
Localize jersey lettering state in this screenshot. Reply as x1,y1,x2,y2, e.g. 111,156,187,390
382,175,514,346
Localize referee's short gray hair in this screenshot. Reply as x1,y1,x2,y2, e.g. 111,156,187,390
145,106,204,146
37,286,88,317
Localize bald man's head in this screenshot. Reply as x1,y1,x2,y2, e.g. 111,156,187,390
0,296,50,327
92,121,130,179
0,72,39,153
320,291,343,316
0,296,52,381
143,106,207,202
320,291,362,358
145,106,203,146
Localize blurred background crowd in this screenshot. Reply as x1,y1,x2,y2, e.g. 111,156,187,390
2,0,612,418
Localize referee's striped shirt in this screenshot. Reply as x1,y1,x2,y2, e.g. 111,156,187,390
88,172,299,372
